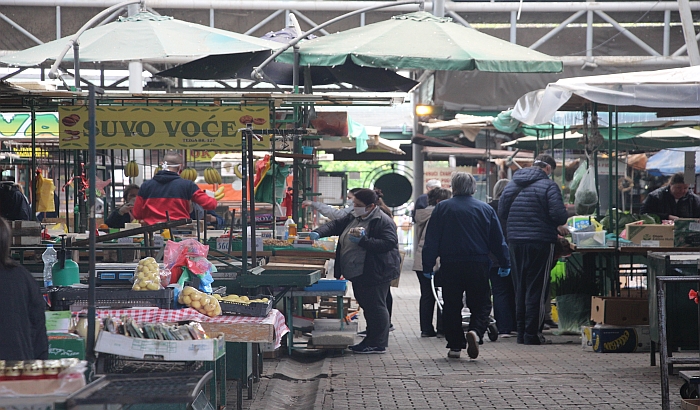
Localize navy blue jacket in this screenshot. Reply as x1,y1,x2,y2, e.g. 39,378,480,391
498,167,568,244
422,194,509,272
640,186,700,220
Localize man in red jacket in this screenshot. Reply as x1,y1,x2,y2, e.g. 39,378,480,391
132,151,216,225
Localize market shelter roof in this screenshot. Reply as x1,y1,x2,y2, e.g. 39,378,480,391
276,11,563,73
511,66,700,126
421,146,532,160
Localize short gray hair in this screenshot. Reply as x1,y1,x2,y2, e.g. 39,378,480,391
493,179,510,200
451,172,476,196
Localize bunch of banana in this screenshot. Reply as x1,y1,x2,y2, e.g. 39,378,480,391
214,185,225,201
181,168,198,181
124,160,139,178
204,167,222,185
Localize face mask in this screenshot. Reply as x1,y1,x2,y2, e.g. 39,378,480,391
346,200,354,207
353,206,367,217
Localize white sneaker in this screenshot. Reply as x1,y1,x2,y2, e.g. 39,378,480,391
448,349,461,359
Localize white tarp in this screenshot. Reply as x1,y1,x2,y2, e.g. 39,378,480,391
511,66,700,126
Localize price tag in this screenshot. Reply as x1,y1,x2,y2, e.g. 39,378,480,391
216,238,230,252
153,235,164,248
117,237,133,244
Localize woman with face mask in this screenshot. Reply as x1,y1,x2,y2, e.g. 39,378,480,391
301,188,361,220
309,188,401,354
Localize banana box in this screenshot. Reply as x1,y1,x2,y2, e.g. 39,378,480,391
582,325,651,353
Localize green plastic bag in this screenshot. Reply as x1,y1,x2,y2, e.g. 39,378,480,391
569,160,587,203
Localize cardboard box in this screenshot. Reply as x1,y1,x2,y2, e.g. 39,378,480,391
590,296,649,326
674,218,700,247
45,311,72,332
583,324,651,353
625,223,674,247
0,377,86,407
48,334,85,360
94,332,225,361
682,399,700,410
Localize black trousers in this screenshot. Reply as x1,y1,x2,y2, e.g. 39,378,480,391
489,266,516,334
415,271,443,334
353,280,391,348
440,260,491,350
509,242,555,344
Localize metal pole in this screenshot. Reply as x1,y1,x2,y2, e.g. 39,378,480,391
86,84,102,365
678,0,700,65
432,0,444,17
248,129,257,263
30,101,37,218
73,42,80,91
241,129,248,273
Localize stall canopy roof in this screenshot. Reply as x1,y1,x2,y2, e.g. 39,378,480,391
646,147,700,176
422,146,532,160
502,125,700,151
511,66,700,126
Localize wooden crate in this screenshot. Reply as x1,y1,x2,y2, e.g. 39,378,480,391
317,296,357,319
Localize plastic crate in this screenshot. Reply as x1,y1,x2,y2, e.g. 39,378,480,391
220,295,273,317
304,279,347,292
49,287,173,311
571,230,606,247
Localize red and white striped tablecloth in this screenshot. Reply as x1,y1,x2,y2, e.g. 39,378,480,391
93,308,288,347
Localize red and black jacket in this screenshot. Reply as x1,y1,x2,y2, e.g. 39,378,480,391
132,170,216,225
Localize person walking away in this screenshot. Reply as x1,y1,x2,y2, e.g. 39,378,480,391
413,188,451,337
132,151,217,225
412,179,441,222
309,189,401,354
0,217,48,360
640,171,700,220
105,184,139,228
498,154,568,345
488,179,517,338
422,173,510,359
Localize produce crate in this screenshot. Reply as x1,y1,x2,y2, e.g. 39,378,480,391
220,295,273,317
96,353,202,374
49,287,173,311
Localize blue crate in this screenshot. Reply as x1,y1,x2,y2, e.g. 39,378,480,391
304,279,347,292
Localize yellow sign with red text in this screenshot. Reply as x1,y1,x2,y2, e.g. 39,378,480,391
58,106,270,150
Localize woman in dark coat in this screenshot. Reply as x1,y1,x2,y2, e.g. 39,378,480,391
310,189,401,354
0,217,48,360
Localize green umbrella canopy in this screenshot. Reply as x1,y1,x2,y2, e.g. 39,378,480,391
0,11,283,66
276,11,562,73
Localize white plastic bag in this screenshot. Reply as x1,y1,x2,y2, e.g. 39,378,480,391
574,168,598,215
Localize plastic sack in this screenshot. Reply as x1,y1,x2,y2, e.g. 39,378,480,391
132,257,163,291
568,160,587,203
164,239,210,283
574,167,598,215
553,294,592,335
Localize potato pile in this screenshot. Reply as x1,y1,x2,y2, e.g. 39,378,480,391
179,286,222,317
213,294,269,305
132,257,162,291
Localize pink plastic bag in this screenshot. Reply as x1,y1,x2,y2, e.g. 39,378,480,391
164,239,210,283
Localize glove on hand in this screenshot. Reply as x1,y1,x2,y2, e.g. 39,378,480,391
423,271,435,280
498,268,511,277
309,232,320,240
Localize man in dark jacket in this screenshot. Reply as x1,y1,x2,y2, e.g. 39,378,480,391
423,172,510,360
640,172,700,220
132,151,216,225
0,181,32,221
498,154,568,345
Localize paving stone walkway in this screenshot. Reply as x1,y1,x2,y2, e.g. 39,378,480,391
243,256,688,410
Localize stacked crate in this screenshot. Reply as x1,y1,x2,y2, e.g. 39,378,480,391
12,221,42,245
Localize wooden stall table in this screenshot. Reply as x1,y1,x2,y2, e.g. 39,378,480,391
93,308,288,410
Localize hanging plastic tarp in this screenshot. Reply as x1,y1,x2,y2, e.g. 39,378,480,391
646,147,700,176
254,160,290,204
348,116,369,154
511,66,700,126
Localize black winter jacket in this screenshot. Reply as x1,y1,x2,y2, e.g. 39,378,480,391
498,167,568,244
314,212,401,286
0,264,48,360
640,186,700,220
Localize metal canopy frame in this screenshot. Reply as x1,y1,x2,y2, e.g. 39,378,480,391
0,1,697,93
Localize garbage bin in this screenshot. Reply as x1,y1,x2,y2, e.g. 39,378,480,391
647,252,700,351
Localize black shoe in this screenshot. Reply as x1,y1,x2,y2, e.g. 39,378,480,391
351,345,386,354
436,331,445,338
421,331,437,338
466,331,479,359
389,324,395,332
544,319,559,329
